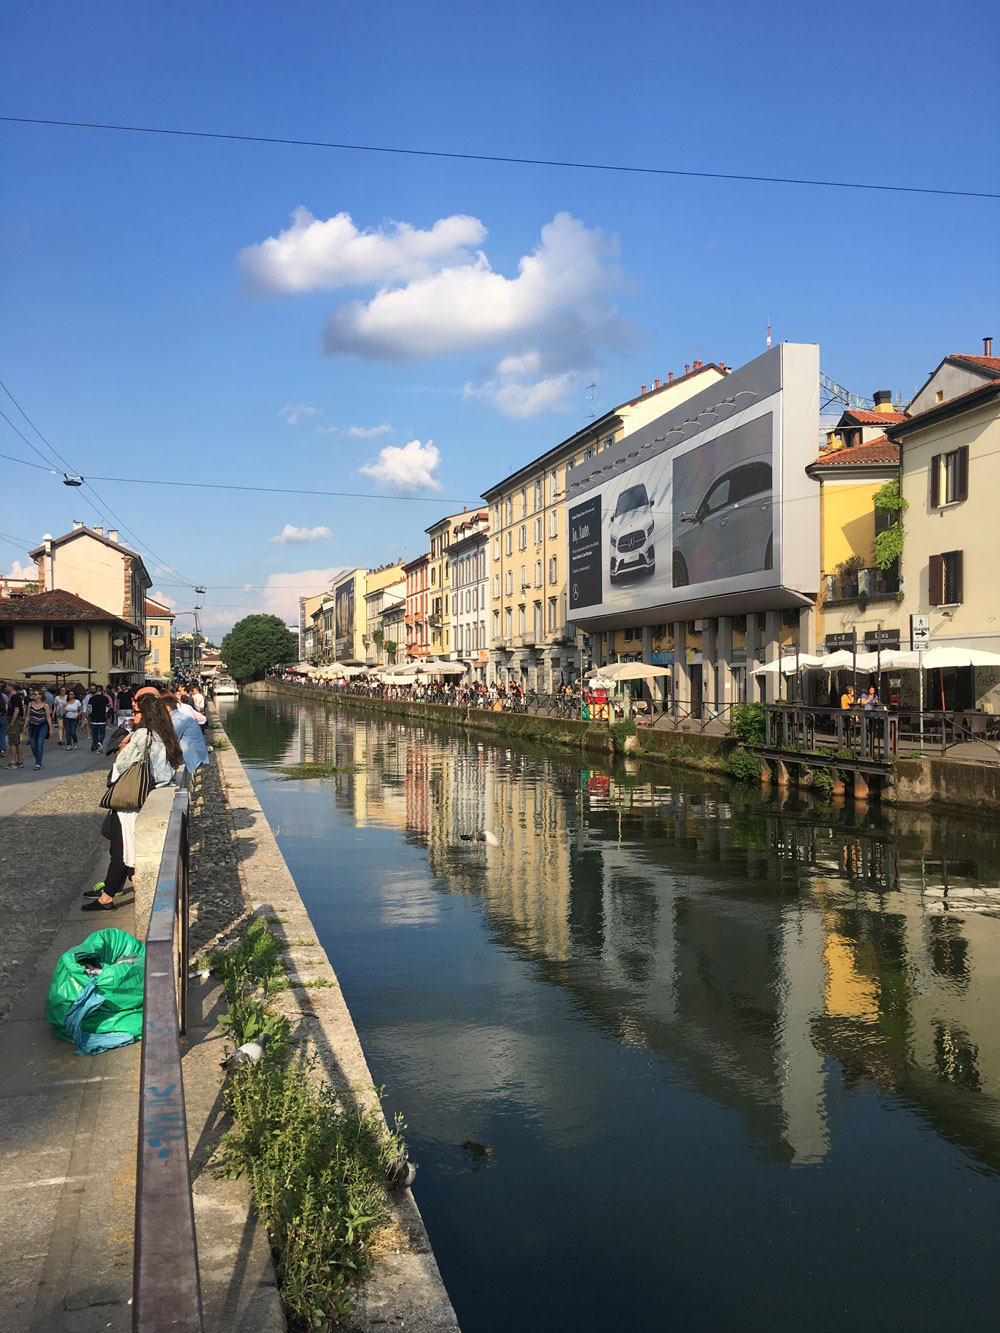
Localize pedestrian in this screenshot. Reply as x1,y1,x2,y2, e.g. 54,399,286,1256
162,694,210,774
840,685,855,710
25,687,54,770
83,695,183,912
86,683,109,751
54,686,68,744
862,685,878,710
0,689,7,764
63,690,83,749
6,687,25,767
116,683,134,726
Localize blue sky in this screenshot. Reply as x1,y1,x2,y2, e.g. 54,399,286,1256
2,0,997,635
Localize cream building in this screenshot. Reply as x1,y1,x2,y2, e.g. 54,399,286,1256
0,589,144,683
448,511,489,680
28,523,151,681
145,597,175,677
425,511,471,659
895,345,1000,709
482,363,728,689
364,562,407,666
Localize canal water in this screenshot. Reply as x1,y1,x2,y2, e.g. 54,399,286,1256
222,692,1000,1332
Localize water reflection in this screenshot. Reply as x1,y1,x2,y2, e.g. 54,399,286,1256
228,694,1000,1328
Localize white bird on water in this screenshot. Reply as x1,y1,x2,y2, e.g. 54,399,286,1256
459,830,500,846
223,1033,271,1069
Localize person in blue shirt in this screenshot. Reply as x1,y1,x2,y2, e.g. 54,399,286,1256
162,693,211,773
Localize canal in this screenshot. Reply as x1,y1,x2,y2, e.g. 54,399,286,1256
222,692,1000,1332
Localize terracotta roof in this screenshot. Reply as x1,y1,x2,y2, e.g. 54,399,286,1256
842,408,908,425
145,598,175,619
0,589,141,631
948,354,1000,374
810,435,900,468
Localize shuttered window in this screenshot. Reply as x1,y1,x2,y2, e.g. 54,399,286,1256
929,551,964,605
932,447,970,506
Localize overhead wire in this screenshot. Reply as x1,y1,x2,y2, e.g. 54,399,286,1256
1,115,998,201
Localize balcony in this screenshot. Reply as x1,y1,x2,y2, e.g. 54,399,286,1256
514,633,538,649
823,564,900,606
493,636,509,650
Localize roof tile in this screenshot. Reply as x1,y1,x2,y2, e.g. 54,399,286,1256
842,408,909,424
0,588,141,631
811,435,900,467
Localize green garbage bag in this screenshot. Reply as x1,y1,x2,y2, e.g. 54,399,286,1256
45,928,146,1045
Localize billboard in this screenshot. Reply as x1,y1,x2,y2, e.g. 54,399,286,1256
567,343,818,626
334,580,355,656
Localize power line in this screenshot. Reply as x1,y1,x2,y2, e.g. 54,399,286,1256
87,472,480,504
2,115,998,202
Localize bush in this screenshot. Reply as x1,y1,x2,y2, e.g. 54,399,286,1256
725,746,762,781
809,767,835,796
731,702,766,747
609,719,637,749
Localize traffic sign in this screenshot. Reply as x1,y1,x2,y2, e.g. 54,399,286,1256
910,613,930,652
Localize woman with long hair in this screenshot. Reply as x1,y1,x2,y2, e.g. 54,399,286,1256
83,695,183,912
25,687,53,771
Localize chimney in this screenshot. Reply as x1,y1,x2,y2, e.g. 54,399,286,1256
986,336,994,357
43,534,54,592
72,519,83,531
873,389,893,414
653,377,661,389
684,364,690,375
640,384,646,395
668,371,674,383
693,359,702,370
94,525,104,537
108,529,118,543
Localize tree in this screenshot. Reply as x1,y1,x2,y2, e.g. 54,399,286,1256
220,614,297,681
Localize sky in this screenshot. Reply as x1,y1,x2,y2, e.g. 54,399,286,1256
2,0,998,637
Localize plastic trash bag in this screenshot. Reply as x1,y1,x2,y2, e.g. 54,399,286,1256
45,927,145,1050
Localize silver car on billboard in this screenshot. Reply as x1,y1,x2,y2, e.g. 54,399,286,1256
672,458,772,586
609,482,656,583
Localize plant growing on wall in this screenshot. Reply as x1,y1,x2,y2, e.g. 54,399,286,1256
873,480,908,570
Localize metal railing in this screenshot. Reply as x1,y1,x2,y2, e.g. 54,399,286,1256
133,785,203,1332
763,704,896,765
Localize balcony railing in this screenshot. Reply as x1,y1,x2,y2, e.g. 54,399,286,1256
823,565,900,604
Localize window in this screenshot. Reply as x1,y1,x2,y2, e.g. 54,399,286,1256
534,560,542,587
0,626,13,649
548,511,558,538
431,567,437,585
43,625,75,650
493,537,500,560
624,626,634,642
505,608,513,638
585,446,593,461
518,525,527,550
533,603,543,640
148,623,162,636
493,575,500,598
493,610,500,638
533,518,542,545
534,479,542,511
505,570,513,595
505,531,513,556
150,648,159,665
547,598,557,632
505,497,513,525
931,447,969,506
520,487,527,517
603,434,615,450
493,503,501,528
520,565,527,589
548,556,558,584
929,550,964,605
519,606,526,635
548,469,557,502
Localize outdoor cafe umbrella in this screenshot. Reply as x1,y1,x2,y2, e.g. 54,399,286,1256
21,660,97,680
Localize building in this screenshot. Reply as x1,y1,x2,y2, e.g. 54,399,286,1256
299,592,325,660
565,343,820,713
448,510,490,681
0,589,144,683
1,571,37,599
893,341,1000,709
806,394,905,656
482,362,729,690
28,523,151,682
364,562,407,666
145,597,175,677
425,511,470,660
404,553,431,662
332,568,367,664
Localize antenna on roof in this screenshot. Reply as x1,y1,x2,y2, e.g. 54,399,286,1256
585,383,596,420
766,319,771,350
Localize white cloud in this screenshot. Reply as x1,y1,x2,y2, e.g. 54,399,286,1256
5,559,35,580
258,568,350,622
359,439,442,492
148,588,178,610
347,423,392,438
315,425,339,436
241,208,487,295
280,401,320,426
270,524,333,545
465,369,587,418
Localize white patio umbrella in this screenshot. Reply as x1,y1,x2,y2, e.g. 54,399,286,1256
604,661,671,682
752,654,826,675
21,660,96,677
920,646,1000,669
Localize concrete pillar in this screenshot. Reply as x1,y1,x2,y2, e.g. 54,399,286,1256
853,771,869,802
745,614,762,701
672,621,688,721
765,609,782,704
716,615,733,720
702,619,718,714
775,759,790,788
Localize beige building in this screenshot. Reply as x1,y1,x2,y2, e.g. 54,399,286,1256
482,363,728,689
364,562,407,666
425,511,471,659
894,346,1000,709
145,597,175,677
0,589,144,684
28,523,151,681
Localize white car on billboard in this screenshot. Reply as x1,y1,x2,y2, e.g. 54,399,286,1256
672,458,772,586
609,482,656,583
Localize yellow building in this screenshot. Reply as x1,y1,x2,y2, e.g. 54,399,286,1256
28,523,151,681
145,597,175,677
806,396,904,654
0,589,143,684
424,511,470,658
482,363,728,689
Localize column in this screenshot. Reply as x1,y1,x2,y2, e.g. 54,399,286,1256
716,615,733,719
765,608,782,704
672,620,688,720
702,618,717,715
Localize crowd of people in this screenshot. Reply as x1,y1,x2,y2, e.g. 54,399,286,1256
267,668,586,715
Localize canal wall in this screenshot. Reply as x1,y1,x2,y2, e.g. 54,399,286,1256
212,713,460,1333
893,753,1000,815
245,680,730,767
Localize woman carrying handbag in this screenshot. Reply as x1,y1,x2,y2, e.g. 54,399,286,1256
83,694,183,911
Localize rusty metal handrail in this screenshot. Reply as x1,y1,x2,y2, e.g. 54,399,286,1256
133,786,203,1332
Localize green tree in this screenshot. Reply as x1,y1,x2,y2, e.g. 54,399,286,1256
221,614,297,682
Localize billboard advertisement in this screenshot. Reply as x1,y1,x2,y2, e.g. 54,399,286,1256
567,343,818,626
334,580,355,656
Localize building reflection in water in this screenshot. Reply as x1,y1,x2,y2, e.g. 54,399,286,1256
276,703,1000,1175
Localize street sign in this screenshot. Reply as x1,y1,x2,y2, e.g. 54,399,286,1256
910,613,930,652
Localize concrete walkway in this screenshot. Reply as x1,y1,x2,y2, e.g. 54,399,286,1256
0,758,283,1332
